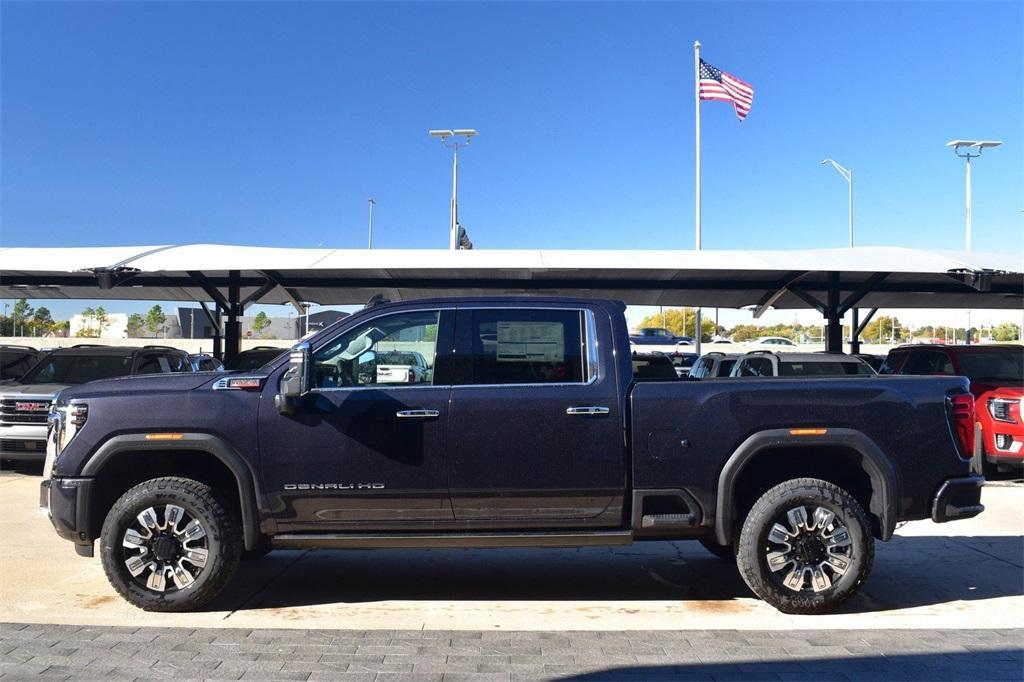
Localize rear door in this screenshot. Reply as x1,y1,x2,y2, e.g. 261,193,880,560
445,306,624,527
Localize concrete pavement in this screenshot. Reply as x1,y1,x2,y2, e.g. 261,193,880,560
1,470,1021,632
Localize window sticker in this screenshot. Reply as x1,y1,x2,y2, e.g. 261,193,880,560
496,321,565,362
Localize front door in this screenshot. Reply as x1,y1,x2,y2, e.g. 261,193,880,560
446,306,624,527
259,309,455,531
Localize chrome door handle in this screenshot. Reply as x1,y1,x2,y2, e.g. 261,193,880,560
566,406,610,416
396,409,440,419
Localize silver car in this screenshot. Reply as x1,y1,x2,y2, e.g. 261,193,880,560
0,345,192,461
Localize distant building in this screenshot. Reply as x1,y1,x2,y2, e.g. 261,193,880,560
176,307,321,340
304,310,349,335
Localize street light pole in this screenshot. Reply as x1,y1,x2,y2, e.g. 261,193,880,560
430,129,478,250
947,140,1002,345
367,198,376,249
946,140,1002,251
821,158,857,351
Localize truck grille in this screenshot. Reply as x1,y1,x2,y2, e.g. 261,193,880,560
0,399,52,425
0,439,45,452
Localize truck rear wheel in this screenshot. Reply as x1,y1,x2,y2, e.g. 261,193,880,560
736,478,873,614
100,476,242,612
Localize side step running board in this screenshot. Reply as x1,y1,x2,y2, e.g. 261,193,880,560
272,530,633,550
641,513,696,529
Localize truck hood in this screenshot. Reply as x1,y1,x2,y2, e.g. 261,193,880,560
0,382,70,399
56,372,228,401
971,383,1024,400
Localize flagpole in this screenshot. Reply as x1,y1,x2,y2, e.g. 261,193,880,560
694,40,703,356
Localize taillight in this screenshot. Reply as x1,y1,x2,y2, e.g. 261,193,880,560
948,393,976,459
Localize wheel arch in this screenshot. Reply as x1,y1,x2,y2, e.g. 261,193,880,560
714,428,900,545
81,433,263,551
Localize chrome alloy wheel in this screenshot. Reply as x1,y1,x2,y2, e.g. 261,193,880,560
121,505,208,592
765,505,853,593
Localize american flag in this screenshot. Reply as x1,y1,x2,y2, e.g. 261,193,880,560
699,58,754,121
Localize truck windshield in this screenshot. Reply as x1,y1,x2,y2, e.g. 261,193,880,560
0,351,37,380
20,354,133,384
957,350,1024,384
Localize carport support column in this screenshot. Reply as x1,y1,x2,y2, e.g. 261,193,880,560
825,271,843,353
849,308,861,355
225,270,241,364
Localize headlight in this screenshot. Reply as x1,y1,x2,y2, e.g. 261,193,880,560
54,402,88,453
988,397,1021,424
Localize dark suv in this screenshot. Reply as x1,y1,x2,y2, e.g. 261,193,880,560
0,345,192,461
0,345,40,382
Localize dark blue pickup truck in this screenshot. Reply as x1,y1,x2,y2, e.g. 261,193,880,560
40,297,984,614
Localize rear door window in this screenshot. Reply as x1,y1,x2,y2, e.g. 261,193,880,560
739,357,774,377
463,309,587,385
134,353,170,375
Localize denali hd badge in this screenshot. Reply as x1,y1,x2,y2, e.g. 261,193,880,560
284,483,385,490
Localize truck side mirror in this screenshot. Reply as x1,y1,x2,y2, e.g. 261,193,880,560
276,342,311,414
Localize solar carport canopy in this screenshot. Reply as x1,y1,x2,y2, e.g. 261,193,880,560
1,244,1021,310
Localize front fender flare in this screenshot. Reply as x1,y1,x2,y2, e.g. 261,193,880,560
81,433,263,551
714,428,900,545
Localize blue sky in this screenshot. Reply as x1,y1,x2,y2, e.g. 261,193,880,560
2,1,1022,327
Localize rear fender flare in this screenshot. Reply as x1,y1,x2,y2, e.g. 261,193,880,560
81,433,263,551
714,428,900,545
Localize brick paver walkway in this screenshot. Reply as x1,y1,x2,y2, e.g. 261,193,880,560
2,624,1021,681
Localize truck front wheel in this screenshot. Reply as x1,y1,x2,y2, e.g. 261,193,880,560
736,478,874,614
100,476,242,612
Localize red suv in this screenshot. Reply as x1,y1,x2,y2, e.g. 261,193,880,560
882,344,1024,472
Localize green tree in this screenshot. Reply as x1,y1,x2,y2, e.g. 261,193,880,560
145,305,166,336
94,306,108,336
126,313,144,337
29,307,51,336
990,323,1021,342
862,316,909,344
252,311,271,338
11,298,33,335
76,306,98,337
636,308,719,342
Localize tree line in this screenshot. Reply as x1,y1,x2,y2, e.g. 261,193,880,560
636,308,1021,344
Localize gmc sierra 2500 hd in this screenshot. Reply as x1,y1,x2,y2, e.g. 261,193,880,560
40,297,984,614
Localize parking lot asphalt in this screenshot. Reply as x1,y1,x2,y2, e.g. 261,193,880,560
2,465,1022,633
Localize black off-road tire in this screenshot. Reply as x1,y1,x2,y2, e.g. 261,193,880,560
100,476,242,612
698,537,736,561
736,478,874,615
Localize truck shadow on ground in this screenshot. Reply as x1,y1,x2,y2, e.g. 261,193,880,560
560,649,1024,681
212,533,1024,615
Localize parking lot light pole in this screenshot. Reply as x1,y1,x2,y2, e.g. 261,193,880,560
947,140,1001,345
367,198,375,249
821,158,858,352
946,140,1002,252
430,129,478,250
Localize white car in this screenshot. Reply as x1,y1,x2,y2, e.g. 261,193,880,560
375,351,431,384
751,336,797,348
689,352,742,379
729,351,875,378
